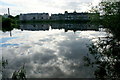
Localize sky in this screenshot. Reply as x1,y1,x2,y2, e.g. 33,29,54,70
0,0,101,16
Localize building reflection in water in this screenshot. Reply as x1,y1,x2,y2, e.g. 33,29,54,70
20,23,99,32
20,24,50,31
51,23,99,32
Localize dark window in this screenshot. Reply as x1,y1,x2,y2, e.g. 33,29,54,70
33,17,35,20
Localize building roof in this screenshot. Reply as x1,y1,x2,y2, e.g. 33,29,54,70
21,13,49,15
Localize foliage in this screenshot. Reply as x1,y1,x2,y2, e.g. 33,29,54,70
90,1,120,27
100,1,120,40
85,36,120,78
0,57,8,73
89,1,120,40
2,16,19,32
84,0,120,79
1,58,27,79
0,15,2,23
12,65,27,80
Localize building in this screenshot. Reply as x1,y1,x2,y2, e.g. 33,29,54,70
51,11,90,21
51,11,100,21
19,13,49,21
19,11,99,21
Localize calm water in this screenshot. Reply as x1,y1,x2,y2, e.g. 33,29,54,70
1,23,107,78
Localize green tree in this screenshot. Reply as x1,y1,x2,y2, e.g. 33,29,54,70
2,16,19,32
2,17,14,32
84,1,120,79
90,1,120,39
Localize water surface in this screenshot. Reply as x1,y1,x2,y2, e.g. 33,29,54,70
1,23,107,78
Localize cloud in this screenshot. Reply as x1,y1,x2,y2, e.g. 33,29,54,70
0,1,16,6
0,0,100,15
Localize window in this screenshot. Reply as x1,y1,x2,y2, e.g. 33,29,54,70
33,17,35,20
41,17,43,19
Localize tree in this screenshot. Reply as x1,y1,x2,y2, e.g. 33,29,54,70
90,1,120,40
2,16,19,32
84,0,120,79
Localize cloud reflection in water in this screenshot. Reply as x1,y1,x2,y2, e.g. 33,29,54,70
1,26,107,78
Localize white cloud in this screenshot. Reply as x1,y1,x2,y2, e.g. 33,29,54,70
0,0,101,15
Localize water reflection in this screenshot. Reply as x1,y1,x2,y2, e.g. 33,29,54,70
20,23,99,32
20,24,49,31
51,23,99,32
1,23,107,78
